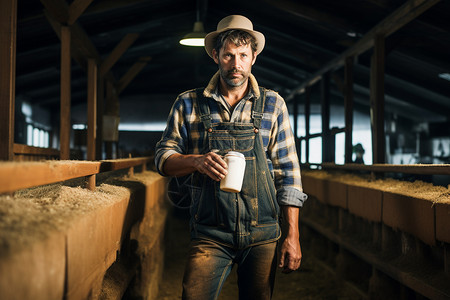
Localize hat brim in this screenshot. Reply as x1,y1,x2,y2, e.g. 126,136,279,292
204,28,265,58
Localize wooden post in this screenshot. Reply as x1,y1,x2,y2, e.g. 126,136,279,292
305,86,311,164
293,94,299,138
0,0,17,161
87,58,97,161
344,56,354,164
85,174,96,191
321,72,332,163
96,77,104,160
371,35,386,164
60,26,71,160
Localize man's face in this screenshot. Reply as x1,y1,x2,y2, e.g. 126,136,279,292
213,41,257,88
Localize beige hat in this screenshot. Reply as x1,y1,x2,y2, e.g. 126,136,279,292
204,15,265,58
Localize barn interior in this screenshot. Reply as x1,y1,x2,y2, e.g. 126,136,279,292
1,0,450,299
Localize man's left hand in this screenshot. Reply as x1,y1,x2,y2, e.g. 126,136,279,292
279,234,302,273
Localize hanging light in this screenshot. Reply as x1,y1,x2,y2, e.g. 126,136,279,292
179,21,206,46
179,0,206,47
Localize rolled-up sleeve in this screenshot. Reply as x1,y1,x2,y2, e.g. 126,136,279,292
268,94,308,207
155,97,187,176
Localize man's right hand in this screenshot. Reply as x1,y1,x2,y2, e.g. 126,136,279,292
163,152,228,181
193,152,228,181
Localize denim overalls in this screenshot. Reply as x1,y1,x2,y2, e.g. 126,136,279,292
189,88,281,249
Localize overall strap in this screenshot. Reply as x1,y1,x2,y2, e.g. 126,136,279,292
252,87,266,129
195,88,212,131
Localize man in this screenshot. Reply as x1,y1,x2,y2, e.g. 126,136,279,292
155,15,307,300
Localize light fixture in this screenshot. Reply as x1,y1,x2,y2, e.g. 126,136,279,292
179,21,206,46
438,73,450,81
179,0,206,47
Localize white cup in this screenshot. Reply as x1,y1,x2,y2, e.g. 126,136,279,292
220,151,246,193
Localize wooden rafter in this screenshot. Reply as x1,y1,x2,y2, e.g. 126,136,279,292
68,0,95,25
99,33,140,78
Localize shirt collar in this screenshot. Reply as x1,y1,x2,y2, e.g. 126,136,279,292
203,71,261,101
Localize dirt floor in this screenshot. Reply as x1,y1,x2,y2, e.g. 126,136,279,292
156,210,365,300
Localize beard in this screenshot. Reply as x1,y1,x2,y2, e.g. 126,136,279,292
218,63,251,88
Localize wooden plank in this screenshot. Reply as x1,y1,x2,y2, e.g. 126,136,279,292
68,0,94,25
286,0,441,100
60,26,71,160
13,143,60,157
0,0,17,161
344,56,354,164
320,162,450,175
99,33,140,78
87,59,97,161
117,57,151,94
0,161,101,194
100,157,152,172
370,35,386,164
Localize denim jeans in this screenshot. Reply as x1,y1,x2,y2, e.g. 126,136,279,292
182,239,277,300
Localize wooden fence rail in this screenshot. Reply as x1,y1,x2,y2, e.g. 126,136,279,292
303,163,450,175
0,156,153,194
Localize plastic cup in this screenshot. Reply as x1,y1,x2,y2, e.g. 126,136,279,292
220,151,246,193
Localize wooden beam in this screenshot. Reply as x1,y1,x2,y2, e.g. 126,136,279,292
0,161,101,194
13,144,59,157
304,87,311,164
60,26,71,160
293,95,299,138
68,0,94,25
344,57,354,164
0,157,152,194
287,0,441,100
40,0,69,23
99,33,140,78
43,10,86,70
321,73,332,163
117,57,151,94
87,59,97,161
96,78,105,160
0,0,17,161
42,0,102,66
70,22,101,63
370,35,386,164
320,162,450,176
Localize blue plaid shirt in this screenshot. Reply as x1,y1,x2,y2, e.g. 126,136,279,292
155,72,307,207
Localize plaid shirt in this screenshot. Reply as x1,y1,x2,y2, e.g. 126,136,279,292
155,71,307,207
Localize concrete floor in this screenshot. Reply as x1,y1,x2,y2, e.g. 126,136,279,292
157,210,364,300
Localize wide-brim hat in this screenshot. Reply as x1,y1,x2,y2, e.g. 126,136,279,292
204,15,265,58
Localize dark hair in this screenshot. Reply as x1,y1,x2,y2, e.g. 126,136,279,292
214,30,258,55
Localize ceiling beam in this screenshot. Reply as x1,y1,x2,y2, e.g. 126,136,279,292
99,33,140,78
68,0,95,25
